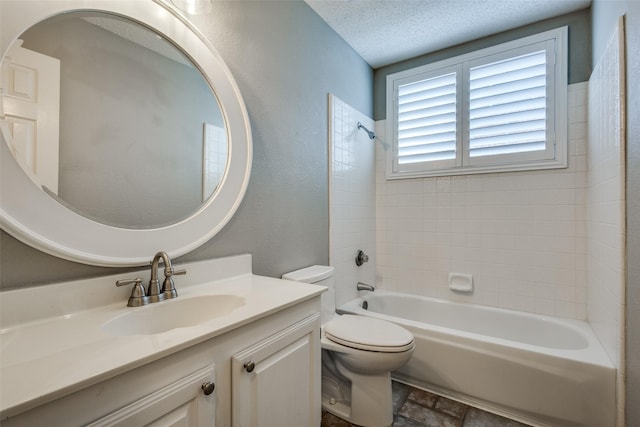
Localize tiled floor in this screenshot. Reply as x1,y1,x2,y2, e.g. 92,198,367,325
321,381,532,427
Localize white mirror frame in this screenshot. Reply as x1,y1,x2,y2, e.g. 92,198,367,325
0,0,252,266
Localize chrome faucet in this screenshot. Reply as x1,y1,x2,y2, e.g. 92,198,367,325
356,282,375,292
115,251,187,307
148,251,186,302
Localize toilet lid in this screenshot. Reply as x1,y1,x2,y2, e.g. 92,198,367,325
324,315,414,352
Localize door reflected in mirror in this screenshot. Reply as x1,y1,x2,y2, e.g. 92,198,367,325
1,11,228,229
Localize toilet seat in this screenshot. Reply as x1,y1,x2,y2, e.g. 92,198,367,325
324,315,414,352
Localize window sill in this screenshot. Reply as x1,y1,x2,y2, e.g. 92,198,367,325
386,158,569,180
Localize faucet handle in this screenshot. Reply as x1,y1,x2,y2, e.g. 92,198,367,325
116,278,149,307
355,250,369,266
168,268,187,277
116,277,142,286
162,268,186,299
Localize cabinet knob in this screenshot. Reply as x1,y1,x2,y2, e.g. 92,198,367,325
244,361,255,373
201,381,215,396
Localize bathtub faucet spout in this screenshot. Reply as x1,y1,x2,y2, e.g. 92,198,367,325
357,282,375,292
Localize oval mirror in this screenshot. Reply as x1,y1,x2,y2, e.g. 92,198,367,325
4,11,228,229
0,0,252,266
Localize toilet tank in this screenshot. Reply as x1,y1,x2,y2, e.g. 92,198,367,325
282,265,335,324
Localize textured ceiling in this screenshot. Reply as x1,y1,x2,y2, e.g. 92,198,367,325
305,0,591,68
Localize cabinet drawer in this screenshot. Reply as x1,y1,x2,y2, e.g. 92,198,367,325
88,365,215,427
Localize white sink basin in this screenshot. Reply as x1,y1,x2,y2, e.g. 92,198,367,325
102,295,245,336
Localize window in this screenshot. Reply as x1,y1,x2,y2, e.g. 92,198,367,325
386,27,568,179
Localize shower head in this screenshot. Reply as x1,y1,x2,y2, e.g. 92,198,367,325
357,122,376,140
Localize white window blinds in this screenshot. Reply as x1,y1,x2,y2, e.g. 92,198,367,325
468,50,547,158
386,27,567,179
397,72,457,165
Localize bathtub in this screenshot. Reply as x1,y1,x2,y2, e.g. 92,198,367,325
338,291,615,427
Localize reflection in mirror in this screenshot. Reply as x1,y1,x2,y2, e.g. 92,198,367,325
1,11,228,229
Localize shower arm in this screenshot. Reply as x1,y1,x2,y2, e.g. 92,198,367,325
357,122,376,140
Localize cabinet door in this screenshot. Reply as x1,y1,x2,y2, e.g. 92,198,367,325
87,365,215,427
232,314,320,427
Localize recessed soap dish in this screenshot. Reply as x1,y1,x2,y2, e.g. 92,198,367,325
449,273,473,293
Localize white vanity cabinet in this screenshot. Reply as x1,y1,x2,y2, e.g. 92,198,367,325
232,315,320,427
1,352,219,427
1,297,322,427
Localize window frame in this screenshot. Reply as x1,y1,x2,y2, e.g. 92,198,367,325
386,27,568,179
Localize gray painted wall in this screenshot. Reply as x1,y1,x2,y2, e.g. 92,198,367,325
591,1,640,425
0,1,373,289
373,9,591,120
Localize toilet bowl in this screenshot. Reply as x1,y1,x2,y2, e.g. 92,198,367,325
282,266,414,427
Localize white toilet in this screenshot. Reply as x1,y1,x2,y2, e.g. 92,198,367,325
282,266,414,427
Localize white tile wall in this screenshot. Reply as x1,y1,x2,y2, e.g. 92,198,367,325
329,37,626,423
375,83,589,320
328,94,376,307
587,17,626,423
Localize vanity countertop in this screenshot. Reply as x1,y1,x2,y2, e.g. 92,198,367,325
0,254,325,419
